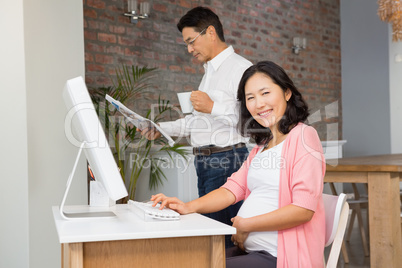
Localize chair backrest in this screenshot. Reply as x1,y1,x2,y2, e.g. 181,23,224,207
323,193,349,268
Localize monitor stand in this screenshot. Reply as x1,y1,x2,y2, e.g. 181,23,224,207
59,142,116,220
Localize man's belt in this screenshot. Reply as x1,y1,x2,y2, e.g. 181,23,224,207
193,143,246,156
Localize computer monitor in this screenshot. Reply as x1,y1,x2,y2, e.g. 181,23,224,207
61,76,128,220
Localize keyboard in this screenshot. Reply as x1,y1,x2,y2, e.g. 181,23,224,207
128,200,180,221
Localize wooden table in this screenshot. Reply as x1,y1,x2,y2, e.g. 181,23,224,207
325,154,402,267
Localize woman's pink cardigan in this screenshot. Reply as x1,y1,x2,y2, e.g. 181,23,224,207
222,123,326,267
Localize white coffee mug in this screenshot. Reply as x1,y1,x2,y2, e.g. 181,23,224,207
177,92,193,113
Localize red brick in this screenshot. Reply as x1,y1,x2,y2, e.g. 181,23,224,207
87,64,105,73
237,7,248,15
160,54,175,61
118,16,129,24
265,6,275,13
87,0,106,9
98,33,116,43
169,65,182,72
109,25,126,34
106,46,124,55
143,51,157,59
85,52,94,62
95,76,112,85
243,49,254,56
84,31,97,41
99,13,115,21
243,33,253,40
95,54,114,64
84,8,97,19
178,0,191,8
88,21,107,31
156,63,167,70
135,39,153,49
124,48,141,56
117,36,135,46
144,31,159,40
184,66,196,74
86,42,105,53
153,3,168,13
271,0,281,8
153,22,170,32
250,9,258,17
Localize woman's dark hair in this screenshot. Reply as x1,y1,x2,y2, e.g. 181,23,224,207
237,61,309,145
177,6,225,42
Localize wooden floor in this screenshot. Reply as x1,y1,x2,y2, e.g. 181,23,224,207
324,210,370,268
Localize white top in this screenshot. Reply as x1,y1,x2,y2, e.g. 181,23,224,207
159,46,252,147
236,141,284,256
52,205,235,243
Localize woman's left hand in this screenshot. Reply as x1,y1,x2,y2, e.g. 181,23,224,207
231,216,249,251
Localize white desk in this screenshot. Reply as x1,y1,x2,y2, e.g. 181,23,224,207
52,205,236,268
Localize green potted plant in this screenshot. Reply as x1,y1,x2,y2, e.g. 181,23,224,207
90,65,188,202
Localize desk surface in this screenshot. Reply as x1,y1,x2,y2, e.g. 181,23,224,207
326,153,402,172
52,205,236,244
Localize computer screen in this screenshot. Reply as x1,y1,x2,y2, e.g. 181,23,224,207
61,76,128,219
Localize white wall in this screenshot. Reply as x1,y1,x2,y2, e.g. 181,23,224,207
0,1,86,267
341,0,391,157
0,1,29,267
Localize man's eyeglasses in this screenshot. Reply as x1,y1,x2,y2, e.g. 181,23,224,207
185,27,208,48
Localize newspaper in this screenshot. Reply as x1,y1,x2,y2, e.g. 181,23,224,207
105,94,175,147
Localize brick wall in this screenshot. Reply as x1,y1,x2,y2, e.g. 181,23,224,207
83,0,342,141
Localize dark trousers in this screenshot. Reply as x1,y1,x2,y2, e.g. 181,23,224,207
194,146,248,248
226,247,277,268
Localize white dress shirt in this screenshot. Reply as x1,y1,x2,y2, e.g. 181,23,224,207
159,46,252,147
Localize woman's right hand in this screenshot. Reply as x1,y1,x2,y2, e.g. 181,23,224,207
150,193,192,215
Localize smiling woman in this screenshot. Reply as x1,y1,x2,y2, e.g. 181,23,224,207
237,61,310,147
244,73,292,130
150,61,326,268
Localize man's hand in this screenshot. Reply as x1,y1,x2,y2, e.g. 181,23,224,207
140,127,161,140
190,91,214,113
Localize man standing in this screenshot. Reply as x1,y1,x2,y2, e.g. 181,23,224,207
143,6,251,247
